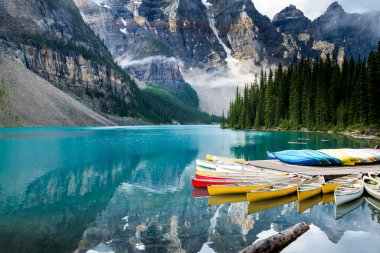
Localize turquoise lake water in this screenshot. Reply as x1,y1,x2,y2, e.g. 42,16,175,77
0,125,379,253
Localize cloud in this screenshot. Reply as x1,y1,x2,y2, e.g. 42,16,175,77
182,59,269,115
116,55,179,68
252,0,380,20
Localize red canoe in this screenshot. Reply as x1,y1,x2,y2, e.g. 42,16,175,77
191,178,244,188
195,174,228,180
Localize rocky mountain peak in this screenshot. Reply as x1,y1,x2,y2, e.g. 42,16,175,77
326,2,344,12
272,4,310,34
273,4,307,21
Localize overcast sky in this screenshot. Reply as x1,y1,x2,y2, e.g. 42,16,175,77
253,0,380,20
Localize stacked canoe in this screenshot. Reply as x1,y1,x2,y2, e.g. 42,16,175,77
191,154,380,218
268,148,380,166
192,154,306,201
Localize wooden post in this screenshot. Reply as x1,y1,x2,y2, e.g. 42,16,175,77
238,222,310,253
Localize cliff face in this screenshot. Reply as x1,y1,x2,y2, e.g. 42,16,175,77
310,2,380,59
206,0,285,63
75,0,226,69
0,0,111,60
0,53,116,127
74,0,227,93
272,5,311,35
273,2,380,60
124,56,186,91
0,0,141,118
20,44,133,114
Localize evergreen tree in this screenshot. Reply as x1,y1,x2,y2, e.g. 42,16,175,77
225,43,380,133
221,111,226,128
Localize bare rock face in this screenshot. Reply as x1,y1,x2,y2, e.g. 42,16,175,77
74,0,226,69
0,54,116,127
272,5,311,34
21,44,132,114
311,1,380,59
206,0,285,63
74,0,227,94
0,0,111,60
273,2,380,60
74,0,130,57
0,0,139,116
124,56,186,92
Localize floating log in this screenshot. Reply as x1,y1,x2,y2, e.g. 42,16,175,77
238,222,310,253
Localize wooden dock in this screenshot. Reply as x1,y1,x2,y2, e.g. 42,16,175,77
249,160,380,178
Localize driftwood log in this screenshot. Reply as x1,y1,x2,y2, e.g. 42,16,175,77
238,222,310,253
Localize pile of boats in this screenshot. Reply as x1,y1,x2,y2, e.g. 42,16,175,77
268,148,380,166
191,154,380,215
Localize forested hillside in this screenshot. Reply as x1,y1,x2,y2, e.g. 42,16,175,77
224,42,380,135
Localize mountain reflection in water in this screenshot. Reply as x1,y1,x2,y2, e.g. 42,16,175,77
0,126,378,253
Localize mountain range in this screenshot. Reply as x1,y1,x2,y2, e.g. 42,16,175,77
0,0,379,125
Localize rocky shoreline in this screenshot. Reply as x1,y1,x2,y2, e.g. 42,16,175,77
227,127,380,142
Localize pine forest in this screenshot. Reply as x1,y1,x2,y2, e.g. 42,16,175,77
223,42,380,135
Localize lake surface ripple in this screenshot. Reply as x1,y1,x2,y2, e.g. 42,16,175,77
0,125,379,253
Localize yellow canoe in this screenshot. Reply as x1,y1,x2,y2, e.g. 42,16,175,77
339,149,377,163
297,176,324,201
207,182,270,196
247,194,297,214
321,193,335,204
206,154,246,163
318,149,360,165
297,194,322,213
207,194,247,206
246,178,305,202
321,173,362,193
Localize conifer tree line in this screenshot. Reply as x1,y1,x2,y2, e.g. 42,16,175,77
222,42,380,134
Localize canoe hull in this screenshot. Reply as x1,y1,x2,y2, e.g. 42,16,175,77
247,185,298,202
191,179,241,189
207,184,269,195
322,183,342,194
322,174,362,193
363,176,380,200
206,154,245,163
297,187,322,201
196,159,243,170
335,188,364,205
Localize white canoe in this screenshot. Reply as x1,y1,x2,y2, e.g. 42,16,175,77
196,159,270,173
196,159,244,170
205,154,246,163
334,179,364,206
322,173,362,193
368,171,380,183
363,176,380,199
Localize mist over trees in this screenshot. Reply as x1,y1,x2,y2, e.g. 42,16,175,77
223,42,380,135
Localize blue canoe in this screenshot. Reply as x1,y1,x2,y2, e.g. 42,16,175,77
268,149,342,166
303,150,342,165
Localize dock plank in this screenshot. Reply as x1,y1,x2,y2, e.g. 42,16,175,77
249,160,380,176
